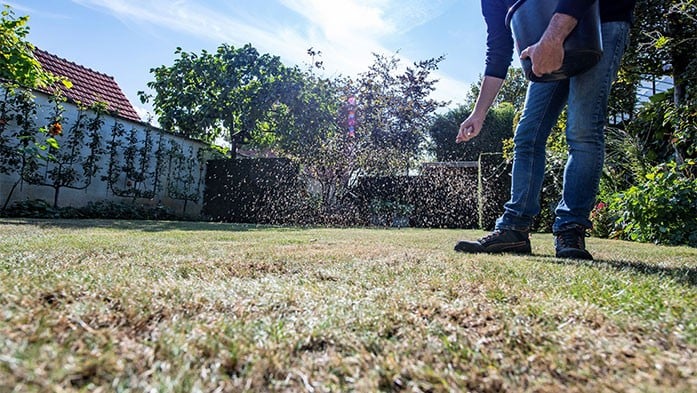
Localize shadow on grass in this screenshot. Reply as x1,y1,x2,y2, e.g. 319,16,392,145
0,218,303,233
548,256,697,288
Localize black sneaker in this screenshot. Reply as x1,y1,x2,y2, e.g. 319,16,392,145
554,224,593,260
454,229,531,254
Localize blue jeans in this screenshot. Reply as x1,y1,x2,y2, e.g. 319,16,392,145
495,22,631,233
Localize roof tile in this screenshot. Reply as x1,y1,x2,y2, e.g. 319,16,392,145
33,48,141,123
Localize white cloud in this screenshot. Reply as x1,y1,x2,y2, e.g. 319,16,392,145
280,0,395,40
69,0,469,103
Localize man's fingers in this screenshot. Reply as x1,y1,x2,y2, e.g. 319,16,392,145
520,46,530,59
521,46,545,76
456,125,475,143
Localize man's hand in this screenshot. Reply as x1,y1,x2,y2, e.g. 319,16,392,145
455,75,505,143
456,113,485,143
520,13,577,77
520,36,564,77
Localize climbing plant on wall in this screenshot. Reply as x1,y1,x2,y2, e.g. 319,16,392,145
103,121,168,202
165,140,207,214
103,120,126,195
0,87,45,210
29,100,107,207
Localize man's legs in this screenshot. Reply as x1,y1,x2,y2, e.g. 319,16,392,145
495,80,569,232
554,22,631,231
455,80,568,254
455,22,631,257
553,21,631,259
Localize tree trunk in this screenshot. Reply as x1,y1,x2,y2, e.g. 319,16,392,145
668,10,688,164
2,179,21,211
229,118,237,159
53,186,60,208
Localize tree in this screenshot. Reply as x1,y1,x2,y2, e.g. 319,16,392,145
262,60,343,160
350,53,447,175
166,141,208,215
140,43,290,155
103,121,163,201
621,0,697,163
1,4,74,209
262,51,447,218
0,87,42,210
1,4,71,90
2,5,46,88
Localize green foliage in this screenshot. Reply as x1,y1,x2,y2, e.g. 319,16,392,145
631,91,682,162
605,0,697,182
429,103,515,162
78,200,176,220
0,86,44,209
603,88,697,201
268,51,446,217
1,5,45,88
664,100,697,163
1,199,177,220
102,120,219,212
608,161,697,246
140,44,290,151
0,5,71,89
623,0,678,78
2,199,58,218
268,64,343,159
109,124,159,200
0,86,40,176
607,67,639,126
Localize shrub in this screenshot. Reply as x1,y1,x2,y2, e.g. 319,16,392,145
609,160,697,246
590,201,615,238
79,200,177,220
2,199,60,218
428,103,515,162
1,199,178,220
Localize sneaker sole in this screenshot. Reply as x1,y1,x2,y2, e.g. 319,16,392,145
454,241,531,254
556,248,593,260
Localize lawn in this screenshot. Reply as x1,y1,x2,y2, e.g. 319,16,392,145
1,219,696,392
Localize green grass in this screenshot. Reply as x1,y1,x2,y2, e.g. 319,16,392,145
1,219,696,392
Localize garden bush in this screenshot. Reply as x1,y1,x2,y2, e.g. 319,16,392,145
608,160,697,247
1,199,178,220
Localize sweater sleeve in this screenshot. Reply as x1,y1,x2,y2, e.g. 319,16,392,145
482,0,514,79
555,0,596,21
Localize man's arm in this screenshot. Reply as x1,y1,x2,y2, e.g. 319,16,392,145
458,0,511,143
456,75,504,143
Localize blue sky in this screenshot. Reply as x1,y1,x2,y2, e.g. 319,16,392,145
9,0,497,119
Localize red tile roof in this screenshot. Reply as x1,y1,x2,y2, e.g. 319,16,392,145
33,48,141,123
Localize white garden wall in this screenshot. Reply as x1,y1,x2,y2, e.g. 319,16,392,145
1,88,212,217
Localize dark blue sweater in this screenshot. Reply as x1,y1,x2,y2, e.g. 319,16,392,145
483,0,636,78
